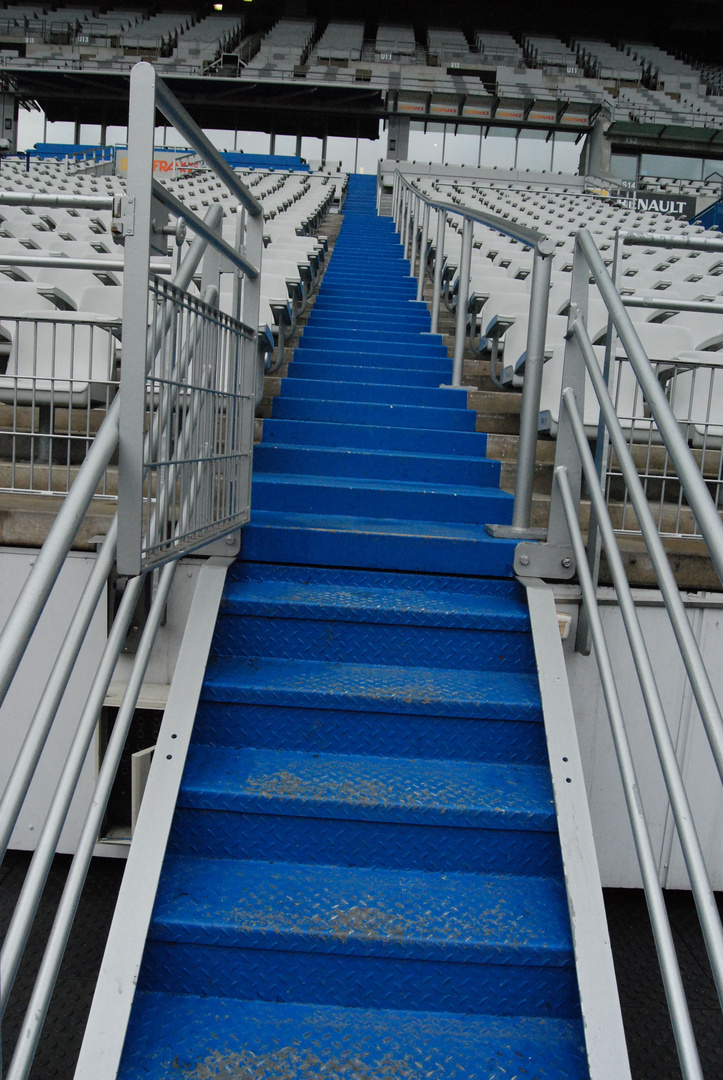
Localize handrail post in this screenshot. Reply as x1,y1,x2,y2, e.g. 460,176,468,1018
399,186,407,247
430,208,446,335
416,201,430,303
450,215,473,387
510,236,555,529
403,188,411,259
409,194,419,278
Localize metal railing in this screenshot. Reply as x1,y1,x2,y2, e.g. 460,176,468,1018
517,225,723,1080
600,230,723,544
0,63,262,1080
391,168,554,532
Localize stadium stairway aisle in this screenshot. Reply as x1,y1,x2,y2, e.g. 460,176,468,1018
117,174,589,1077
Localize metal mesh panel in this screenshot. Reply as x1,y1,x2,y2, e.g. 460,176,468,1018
0,312,119,498
604,355,723,540
139,276,253,570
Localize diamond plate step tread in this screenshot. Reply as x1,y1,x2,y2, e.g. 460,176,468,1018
149,856,573,967
169,806,564,877
212,614,536,673
260,418,488,457
201,656,541,721
219,577,529,630
241,510,517,577
253,442,501,486
139,937,581,1018
251,473,514,527
179,747,556,832
192,701,548,765
227,561,521,599
118,993,588,1080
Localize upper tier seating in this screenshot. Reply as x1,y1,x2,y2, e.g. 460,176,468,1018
374,24,417,61
244,18,316,74
404,168,723,442
311,22,365,64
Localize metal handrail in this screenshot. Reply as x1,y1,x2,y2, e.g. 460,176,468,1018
391,168,554,531
528,227,723,1079
0,69,262,1080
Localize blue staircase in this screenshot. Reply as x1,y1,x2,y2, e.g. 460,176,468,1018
117,175,589,1078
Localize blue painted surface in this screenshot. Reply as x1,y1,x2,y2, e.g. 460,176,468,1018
118,173,588,1078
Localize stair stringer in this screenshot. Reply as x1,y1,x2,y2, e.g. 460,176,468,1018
73,560,230,1080
524,577,631,1079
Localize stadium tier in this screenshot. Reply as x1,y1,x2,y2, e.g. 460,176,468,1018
1,8,723,1079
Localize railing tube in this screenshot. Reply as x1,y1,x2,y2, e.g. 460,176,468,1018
560,386,723,1009
409,194,419,279
0,404,119,713
577,228,723,584
0,204,219,841
0,519,118,864
416,201,430,303
4,559,177,1080
555,464,704,1080
451,215,473,387
572,315,723,784
430,209,447,336
0,567,145,1020
403,188,411,259
511,236,555,529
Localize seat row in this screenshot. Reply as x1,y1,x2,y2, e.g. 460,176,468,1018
404,171,723,447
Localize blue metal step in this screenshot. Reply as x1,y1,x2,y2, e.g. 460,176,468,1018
253,441,501,485
119,994,587,1080
251,473,514,527
169,746,561,875
202,655,540,720
280,377,466,409
300,328,443,349
309,313,431,332
138,856,579,1018
287,360,449,386
211,572,533,670
272,397,477,431
191,698,548,765
241,509,517,576
261,417,487,455
295,346,453,371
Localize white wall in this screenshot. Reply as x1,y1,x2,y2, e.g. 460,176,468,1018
560,590,723,889
0,550,106,854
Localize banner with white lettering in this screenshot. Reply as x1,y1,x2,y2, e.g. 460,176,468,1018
614,190,697,219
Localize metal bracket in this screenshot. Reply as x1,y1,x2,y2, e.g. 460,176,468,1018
195,527,242,558
486,523,547,541
515,540,576,580
111,194,135,242
150,197,169,257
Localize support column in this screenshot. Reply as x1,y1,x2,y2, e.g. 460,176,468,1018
386,114,410,161
269,131,276,154
581,117,612,177
295,133,302,157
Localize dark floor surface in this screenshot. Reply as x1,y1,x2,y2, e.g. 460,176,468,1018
1,850,721,1078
